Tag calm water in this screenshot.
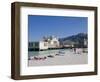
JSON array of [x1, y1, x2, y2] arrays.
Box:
[[28, 49, 72, 57]]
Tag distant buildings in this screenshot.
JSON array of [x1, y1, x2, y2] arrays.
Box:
[[60, 40, 75, 48], [84, 38, 88, 47], [28, 34, 88, 51], [28, 36, 60, 51]]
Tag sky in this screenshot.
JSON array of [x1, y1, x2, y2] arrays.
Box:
[[28, 15, 87, 42]]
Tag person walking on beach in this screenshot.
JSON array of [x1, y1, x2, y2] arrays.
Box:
[[74, 48, 76, 54]]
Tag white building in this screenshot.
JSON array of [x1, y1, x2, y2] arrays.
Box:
[[39, 41, 48, 50], [28, 41, 48, 51], [43, 36, 60, 48], [29, 36, 60, 51]]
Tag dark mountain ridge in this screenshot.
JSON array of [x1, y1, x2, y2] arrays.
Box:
[[59, 33, 87, 47]]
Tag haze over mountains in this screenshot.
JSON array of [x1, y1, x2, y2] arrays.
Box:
[[59, 33, 87, 47]]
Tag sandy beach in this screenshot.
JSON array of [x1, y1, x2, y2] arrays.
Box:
[[28, 48, 88, 66]]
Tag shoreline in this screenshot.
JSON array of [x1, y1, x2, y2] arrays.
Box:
[[28, 48, 88, 66], [28, 47, 87, 51]]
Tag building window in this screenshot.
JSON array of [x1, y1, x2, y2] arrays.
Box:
[[54, 41, 57, 44], [29, 43, 33, 47], [35, 42, 39, 47], [44, 43, 47, 46]]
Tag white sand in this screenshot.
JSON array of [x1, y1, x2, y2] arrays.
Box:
[[28, 48, 88, 66]]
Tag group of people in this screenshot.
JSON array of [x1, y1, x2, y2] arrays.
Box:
[[73, 48, 86, 54]]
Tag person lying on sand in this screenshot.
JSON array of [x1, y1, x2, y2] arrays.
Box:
[[55, 53, 64, 56], [47, 55, 54, 58], [34, 56, 46, 60]]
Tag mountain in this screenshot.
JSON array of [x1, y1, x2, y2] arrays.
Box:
[[59, 33, 87, 47]]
